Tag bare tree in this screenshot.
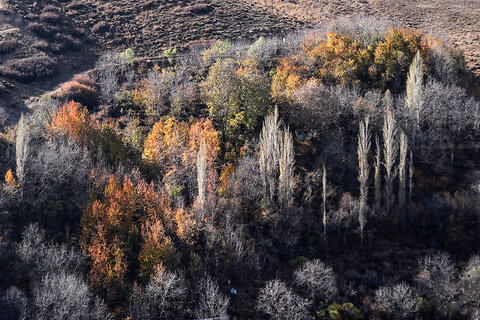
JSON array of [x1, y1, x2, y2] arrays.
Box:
[[15, 113, 29, 197], [374, 135, 382, 215], [294, 259, 338, 300], [409, 150, 414, 202], [193, 274, 230, 319], [257, 279, 312, 320], [278, 128, 295, 207], [259, 108, 281, 207], [406, 50, 424, 132], [17, 224, 86, 279], [459, 255, 480, 317], [357, 116, 371, 242], [383, 101, 398, 215], [374, 282, 419, 319], [95, 51, 122, 104], [33, 272, 111, 320], [322, 164, 327, 238], [0, 287, 27, 320], [197, 139, 206, 209], [129, 265, 186, 320], [415, 253, 458, 318], [398, 131, 408, 220]]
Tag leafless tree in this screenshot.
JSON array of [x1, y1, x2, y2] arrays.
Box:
[[415, 252, 458, 317], [95, 51, 122, 103], [17, 224, 86, 279], [383, 101, 398, 215], [406, 50, 424, 134], [374, 282, 419, 319], [197, 139, 206, 209], [129, 265, 186, 320], [459, 255, 480, 317], [322, 164, 327, 238], [15, 113, 29, 197], [0, 287, 27, 320], [278, 128, 295, 207], [398, 131, 408, 220], [33, 272, 111, 320], [259, 108, 281, 207], [193, 274, 230, 319], [409, 150, 414, 202], [257, 279, 312, 320], [145, 69, 175, 117], [228, 156, 263, 206], [294, 259, 338, 300], [357, 116, 371, 242], [374, 135, 382, 215]]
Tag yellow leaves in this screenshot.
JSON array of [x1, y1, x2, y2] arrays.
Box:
[[48, 101, 93, 144], [271, 57, 309, 100], [3, 169, 18, 193]]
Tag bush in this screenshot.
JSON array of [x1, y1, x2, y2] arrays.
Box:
[[92, 21, 108, 34], [56, 74, 98, 107], [374, 283, 419, 319], [188, 3, 213, 14], [0, 56, 56, 83], [294, 259, 338, 300], [0, 40, 18, 55], [0, 287, 27, 320]]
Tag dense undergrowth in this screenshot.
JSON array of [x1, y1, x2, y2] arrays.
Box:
[[1, 16, 480, 320]]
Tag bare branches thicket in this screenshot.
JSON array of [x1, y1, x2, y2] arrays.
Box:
[[374, 282, 419, 319], [278, 128, 295, 207], [357, 116, 371, 242], [374, 135, 381, 215], [197, 139, 206, 208], [406, 50, 424, 133], [33, 272, 111, 320], [257, 279, 312, 320], [294, 259, 338, 300], [193, 275, 230, 319], [258, 108, 295, 209], [459, 255, 480, 317], [129, 265, 186, 320], [398, 131, 408, 220], [95, 51, 122, 103], [415, 253, 458, 318], [383, 100, 398, 216], [0, 287, 27, 320]]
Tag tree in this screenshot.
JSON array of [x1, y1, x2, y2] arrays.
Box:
[[95, 51, 121, 103], [0, 287, 27, 320], [15, 113, 29, 197], [33, 272, 111, 320], [193, 275, 230, 319], [257, 279, 312, 320], [382, 95, 398, 215], [322, 164, 327, 237], [415, 253, 458, 317], [129, 264, 186, 320], [374, 282, 419, 319], [294, 259, 338, 300], [374, 135, 382, 215], [459, 255, 480, 317], [278, 128, 295, 207], [197, 139, 206, 208], [357, 116, 371, 242], [398, 131, 408, 219], [405, 50, 424, 133]]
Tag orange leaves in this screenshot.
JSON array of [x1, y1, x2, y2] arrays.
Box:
[[271, 56, 309, 100], [139, 216, 180, 279], [49, 101, 94, 144], [56, 74, 98, 107], [3, 169, 18, 193], [186, 118, 220, 166]]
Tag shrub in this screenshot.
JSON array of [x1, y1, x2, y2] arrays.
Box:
[[189, 3, 213, 14], [0, 40, 18, 55], [257, 279, 312, 320], [92, 21, 108, 34], [56, 75, 98, 107], [39, 11, 62, 24], [294, 259, 338, 300], [0, 287, 27, 320], [27, 22, 60, 40], [374, 283, 419, 319], [0, 56, 57, 83]]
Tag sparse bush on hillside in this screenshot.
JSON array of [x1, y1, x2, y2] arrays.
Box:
[[0, 40, 19, 55], [0, 56, 56, 83]]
